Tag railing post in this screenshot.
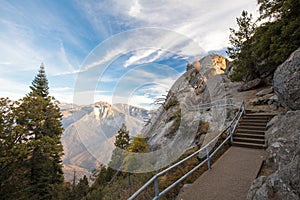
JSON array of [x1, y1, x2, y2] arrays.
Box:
[[242, 102, 246, 115], [206, 148, 211, 169], [229, 98, 233, 109], [229, 126, 234, 143], [154, 177, 159, 200]]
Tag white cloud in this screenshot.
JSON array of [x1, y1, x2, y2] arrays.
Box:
[[75, 0, 259, 74], [1, 0, 259, 109], [124, 49, 161, 68], [81, 28, 203, 72], [129, 0, 141, 17], [78, 0, 259, 53]]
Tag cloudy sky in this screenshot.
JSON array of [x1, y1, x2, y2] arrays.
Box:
[[0, 0, 258, 109]]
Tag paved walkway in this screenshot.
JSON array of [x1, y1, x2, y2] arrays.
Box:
[[177, 147, 266, 200]]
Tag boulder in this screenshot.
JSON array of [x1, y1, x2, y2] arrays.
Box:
[[247, 157, 300, 200], [247, 111, 300, 199], [238, 78, 263, 92], [267, 95, 278, 104], [256, 87, 273, 97], [265, 111, 300, 170], [273, 47, 300, 110], [250, 93, 274, 106]]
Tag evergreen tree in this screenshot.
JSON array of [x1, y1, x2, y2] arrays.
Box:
[[227, 10, 257, 81], [257, 0, 299, 20], [114, 123, 130, 149], [228, 0, 300, 81], [73, 175, 89, 200], [30, 63, 49, 98], [227, 10, 256, 60], [107, 124, 130, 181], [0, 98, 30, 199], [17, 64, 64, 199]]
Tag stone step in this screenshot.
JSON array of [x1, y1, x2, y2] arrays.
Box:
[[232, 141, 266, 149], [234, 133, 265, 139], [233, 136, 265, 144], [236, 129, 265, 135], [238, 125, 266, 131], [239, 122, 267, 127], [240, 119, 269, 124], [241, 119, 269, 124], [243, 116, 272, 120], [246, 113, 275, 116]]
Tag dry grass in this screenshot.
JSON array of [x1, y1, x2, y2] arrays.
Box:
[[131, 137, 231, 200], [164, 98, 179, 110]]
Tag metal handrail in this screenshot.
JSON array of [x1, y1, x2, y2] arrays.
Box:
[[182, 98, 237, 112], [128, 100, 246, 200]]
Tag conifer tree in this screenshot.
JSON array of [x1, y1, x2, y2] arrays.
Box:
[[0, 98, 30, 199], [30, 63, 49, 98], [17, 64, 64, 199], [227, 10, 256, 60], [73, 175, 89, 200], [107, 124, 130, 179], [228, 1, 300, 81], [114, 123, 130, 149]]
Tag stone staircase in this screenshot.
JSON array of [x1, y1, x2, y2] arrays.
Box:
[[232, 112, 275, 149]]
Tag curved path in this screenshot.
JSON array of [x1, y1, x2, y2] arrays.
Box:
[[177, 146, 266, 200]]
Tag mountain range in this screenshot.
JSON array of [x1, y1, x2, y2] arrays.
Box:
[[60, 102, 148, 182]]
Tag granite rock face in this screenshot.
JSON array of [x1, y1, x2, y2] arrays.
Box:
[[247, 158, 300, 200], [273, 47, 300, 110], [247, 111, 300, 200], [265, 111, 300, 170], [142, 54, 237, 169]]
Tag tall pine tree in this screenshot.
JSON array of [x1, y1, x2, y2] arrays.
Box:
[[226, 10, 257, 81], [17, 64, 64, 199], [227, 10, 256, 60]]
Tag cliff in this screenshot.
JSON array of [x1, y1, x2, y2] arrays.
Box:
[[141, 54, 237, 169]]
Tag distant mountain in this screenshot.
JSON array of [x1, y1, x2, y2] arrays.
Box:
[[60, 102, 148, 182]]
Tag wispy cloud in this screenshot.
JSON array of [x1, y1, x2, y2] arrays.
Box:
[[0, 0, 259, 109], [80, 28, 204, 73], [75, 0, 258, 78], [0, 1, 94, 75], [78, 0, 259, 52]]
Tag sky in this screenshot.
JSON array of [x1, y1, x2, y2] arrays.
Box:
[[0, 0, 259, 109]]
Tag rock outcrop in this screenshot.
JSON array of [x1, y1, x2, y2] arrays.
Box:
[[142, 54, 236, 169], [273, 47, 300, 110], [247, 111, 300, 200]]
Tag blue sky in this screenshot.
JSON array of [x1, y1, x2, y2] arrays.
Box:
[[0, 0, 258, 109]]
